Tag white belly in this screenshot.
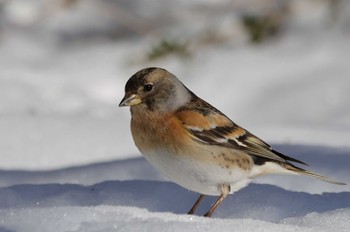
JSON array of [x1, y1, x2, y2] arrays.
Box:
[[141, 148, 252, 196]]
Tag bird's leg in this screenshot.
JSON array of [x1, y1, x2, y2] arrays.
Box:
[[204, 184, 230, 217], [187, 194, 206, 215]]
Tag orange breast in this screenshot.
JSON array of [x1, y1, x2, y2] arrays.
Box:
[[130, 111, 192, 154]]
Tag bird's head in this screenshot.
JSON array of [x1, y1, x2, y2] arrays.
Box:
[[119, 67, 193, 112]]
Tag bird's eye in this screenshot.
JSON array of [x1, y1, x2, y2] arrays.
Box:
[[143, 84, 153, 92]]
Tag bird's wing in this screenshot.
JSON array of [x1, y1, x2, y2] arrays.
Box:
[[175, 102, 306, 165]]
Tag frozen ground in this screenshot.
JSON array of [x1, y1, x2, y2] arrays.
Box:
[[0, 0, 350, 231], [0, 152, 349, 231]]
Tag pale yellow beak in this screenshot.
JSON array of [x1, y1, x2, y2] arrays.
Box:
[[119, 94, 142, 107]]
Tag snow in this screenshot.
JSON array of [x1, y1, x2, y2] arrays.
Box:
[[0, 180, 349, 231], [1, 0, 350, 231]]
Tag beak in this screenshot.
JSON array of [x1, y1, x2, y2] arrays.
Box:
[[119, 94, 142, 107]]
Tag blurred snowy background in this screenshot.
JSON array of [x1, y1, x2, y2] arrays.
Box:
[[0, 0, 350, 231]]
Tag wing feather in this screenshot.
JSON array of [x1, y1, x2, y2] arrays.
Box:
[[175, 103, 306, 165]]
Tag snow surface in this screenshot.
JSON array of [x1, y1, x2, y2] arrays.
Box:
[[1, 0, 350, 231], [0, 178, 349, 231]]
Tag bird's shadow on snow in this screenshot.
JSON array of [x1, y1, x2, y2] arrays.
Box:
[[0, 180, 349, 222]]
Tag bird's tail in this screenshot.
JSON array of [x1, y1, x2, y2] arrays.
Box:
[[285, 163, 346, 185]]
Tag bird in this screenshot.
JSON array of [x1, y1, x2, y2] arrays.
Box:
[[119, 67, 346, 217]]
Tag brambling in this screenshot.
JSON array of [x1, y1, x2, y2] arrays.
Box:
[[119, 67, 345, 217]]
